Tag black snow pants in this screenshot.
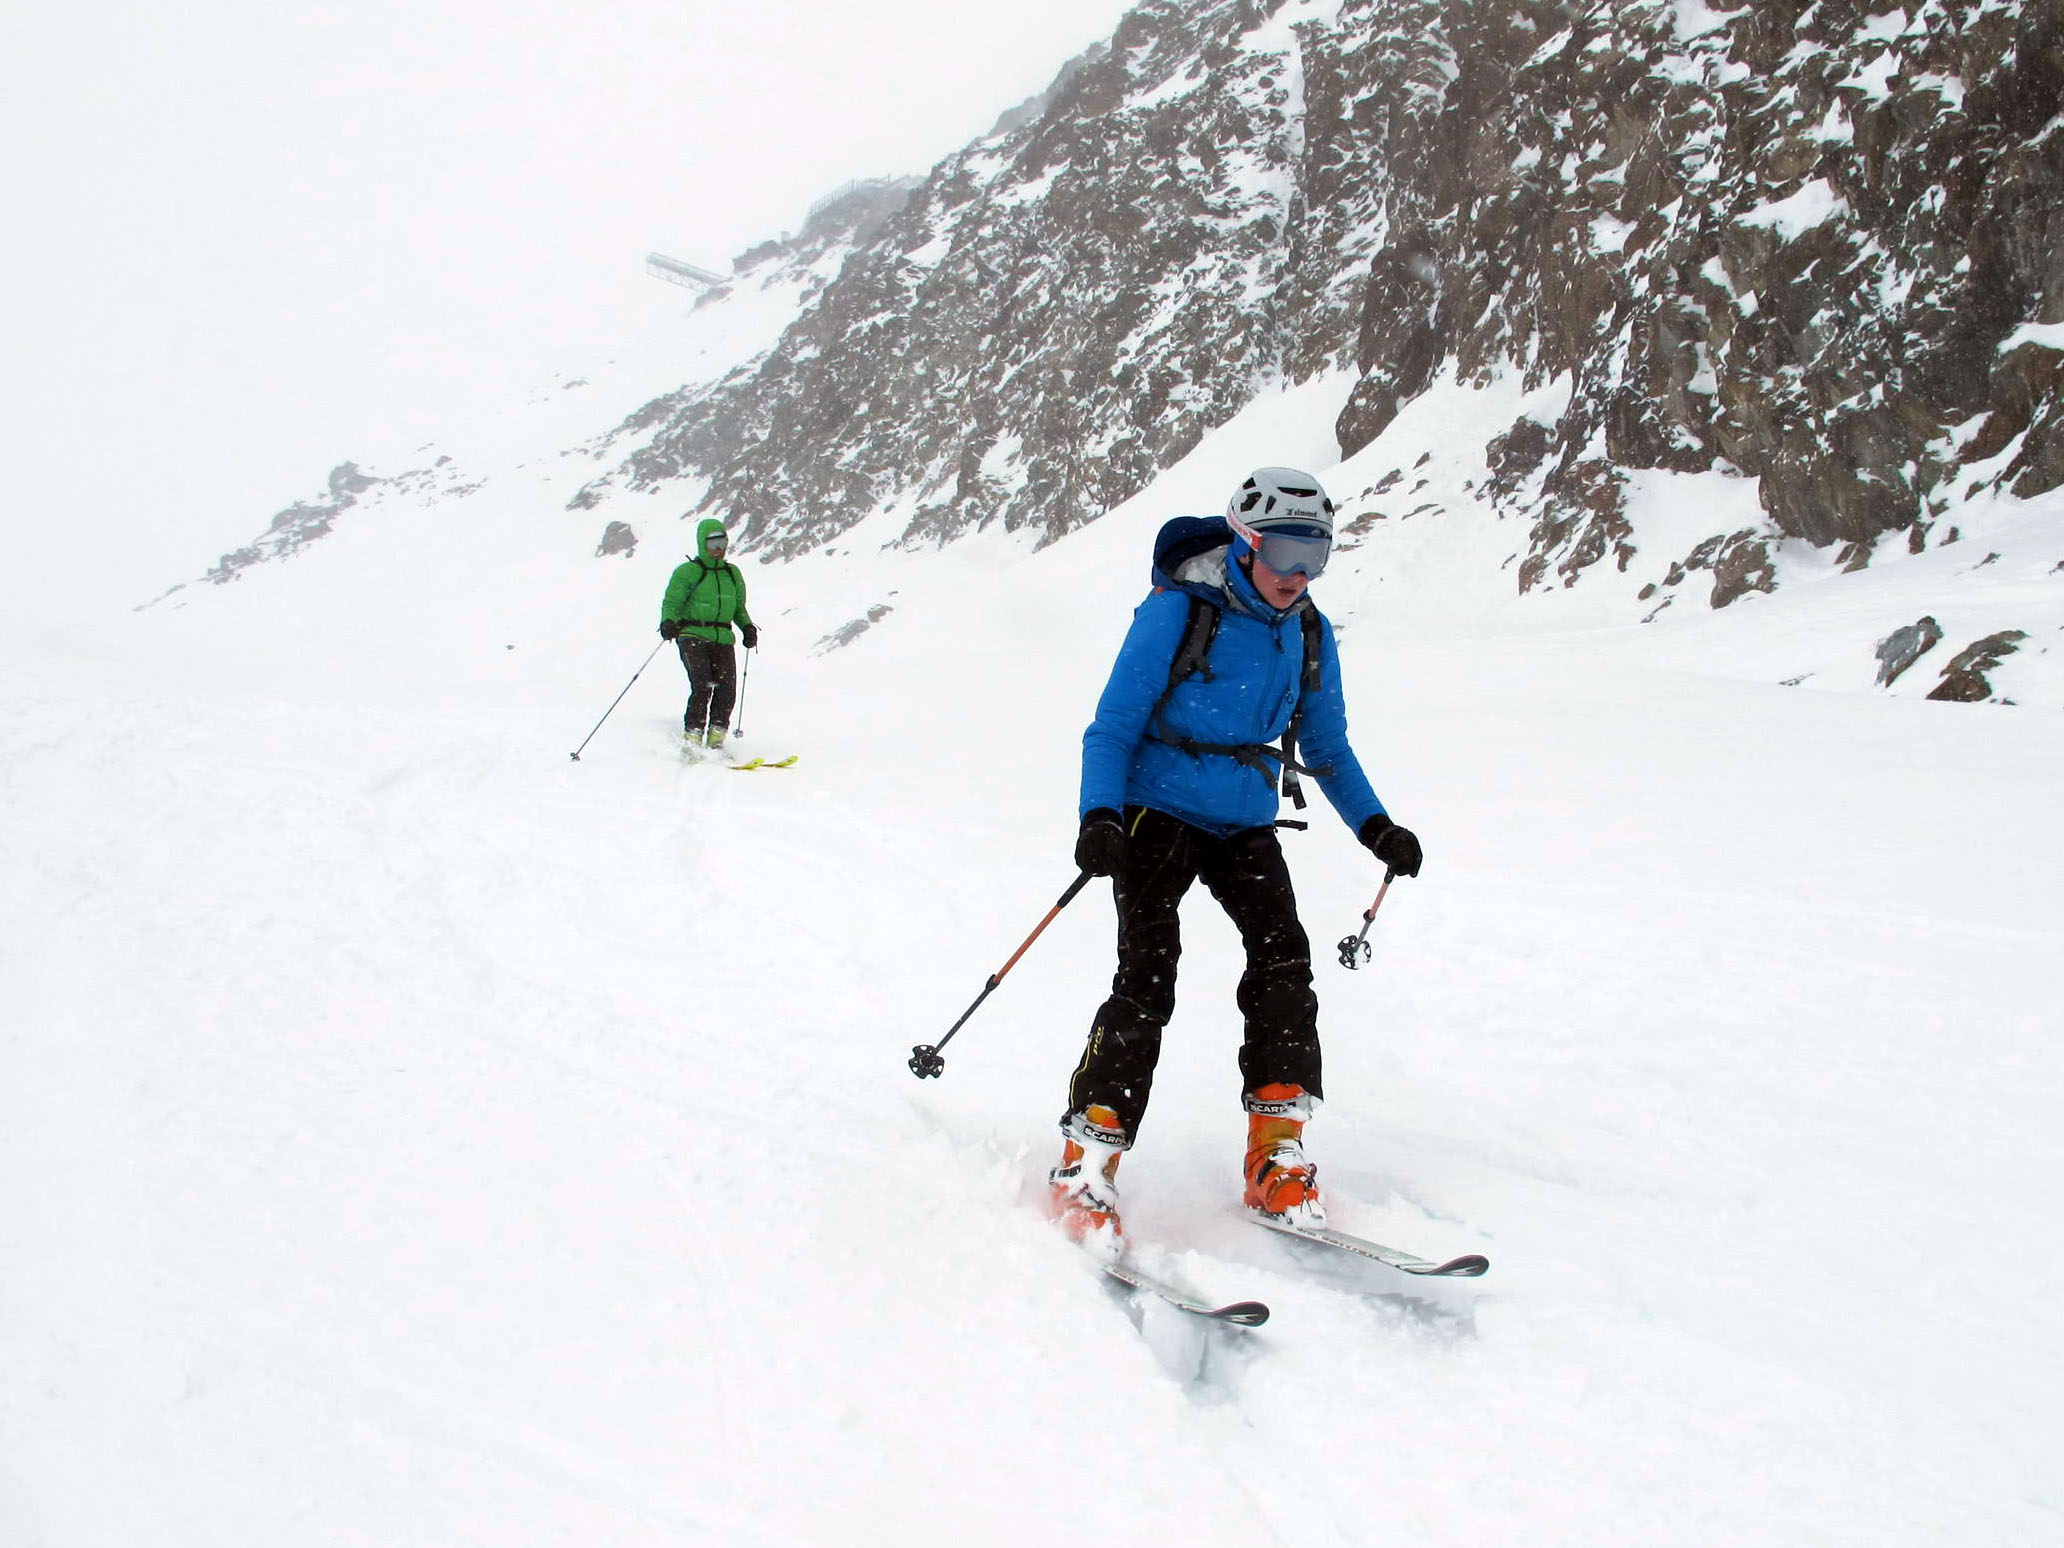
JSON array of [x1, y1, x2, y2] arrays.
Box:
[[678, 636, 738, 735], [1062, 806, 1320, 1143]]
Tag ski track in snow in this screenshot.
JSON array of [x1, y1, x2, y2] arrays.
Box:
[[7, 591, 2061, 1546], [7, 385, 2064, 1541]]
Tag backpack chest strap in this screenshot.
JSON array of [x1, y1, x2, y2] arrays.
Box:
[[1146, 595, 1330, 804]]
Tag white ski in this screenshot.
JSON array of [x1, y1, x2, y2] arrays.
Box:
[[1101, 1257, 1270, 1325], [1249, 1211, 1490, 1277]]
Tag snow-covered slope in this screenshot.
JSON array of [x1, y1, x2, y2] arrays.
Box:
[[6, 342, 2062, 1544]]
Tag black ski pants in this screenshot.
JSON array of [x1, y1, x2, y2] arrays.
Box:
[[1063, 806, 1320, 1143], [677, 636, 738, 734]]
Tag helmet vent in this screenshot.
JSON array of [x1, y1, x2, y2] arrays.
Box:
[[1227, 467, 1335, 539]]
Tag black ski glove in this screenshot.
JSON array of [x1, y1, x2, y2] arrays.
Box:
[[659, 619, 682, 641], [739, 623, 760, 649], [1075, 808, 1128, 877], [1358, 813, 1423, 878]]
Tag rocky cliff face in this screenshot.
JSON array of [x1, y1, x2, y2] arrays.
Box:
[[587, 0, 2061, 597], [1339, 0, 2064, 599]]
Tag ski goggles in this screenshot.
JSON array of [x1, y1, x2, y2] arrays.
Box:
[[1231, 518, 1333, 578]]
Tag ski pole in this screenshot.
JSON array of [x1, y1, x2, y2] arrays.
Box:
[[571, 640, 670, 761], [1336, 869, 1396, 970], [909, 871, 1094, 1079], [733, 645, 749, 738]]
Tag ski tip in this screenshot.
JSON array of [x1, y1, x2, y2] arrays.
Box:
[[1100, 1263, 1268, 1326], [1248, 1211, 1491, 1277]]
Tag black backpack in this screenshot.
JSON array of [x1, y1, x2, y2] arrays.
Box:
[[1145, 516, 1327, 812]]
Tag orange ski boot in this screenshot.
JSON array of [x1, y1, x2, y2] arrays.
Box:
[[1049, 1104, 1127, 1260], [1243, 1083, 1326, 1229]]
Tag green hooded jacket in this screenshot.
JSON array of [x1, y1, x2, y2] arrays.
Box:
[[661, 518, 755, 643]]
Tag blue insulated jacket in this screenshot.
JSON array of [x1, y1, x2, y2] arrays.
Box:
[[1080, 543, 1387, 838]]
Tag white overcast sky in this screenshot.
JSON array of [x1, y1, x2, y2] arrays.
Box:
[[1, 0, 1136, 616]]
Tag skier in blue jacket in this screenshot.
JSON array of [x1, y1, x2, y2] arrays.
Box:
[[1050, 467, 1423, 1254]]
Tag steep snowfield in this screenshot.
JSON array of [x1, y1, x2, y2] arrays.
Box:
[[6, 329, 2063, 1545]]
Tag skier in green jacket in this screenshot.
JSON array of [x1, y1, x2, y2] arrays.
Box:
[[659, 518, 759, 749]]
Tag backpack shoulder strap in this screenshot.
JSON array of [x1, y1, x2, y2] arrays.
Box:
[[1278, 601, 1327, 811], [1145, 591, 1219, 742], [1296, 601, 1322, 692], [1166, 593, 1219, 690]]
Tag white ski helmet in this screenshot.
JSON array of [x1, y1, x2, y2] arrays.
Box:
[[1226, 467, 1336, 577]]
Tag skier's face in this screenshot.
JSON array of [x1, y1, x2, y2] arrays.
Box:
[[1247, 553, 1310, 610]]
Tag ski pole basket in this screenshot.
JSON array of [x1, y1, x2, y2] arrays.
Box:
[[1336, 869, 1394, 970], [908, 872, 1093, 1078]]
